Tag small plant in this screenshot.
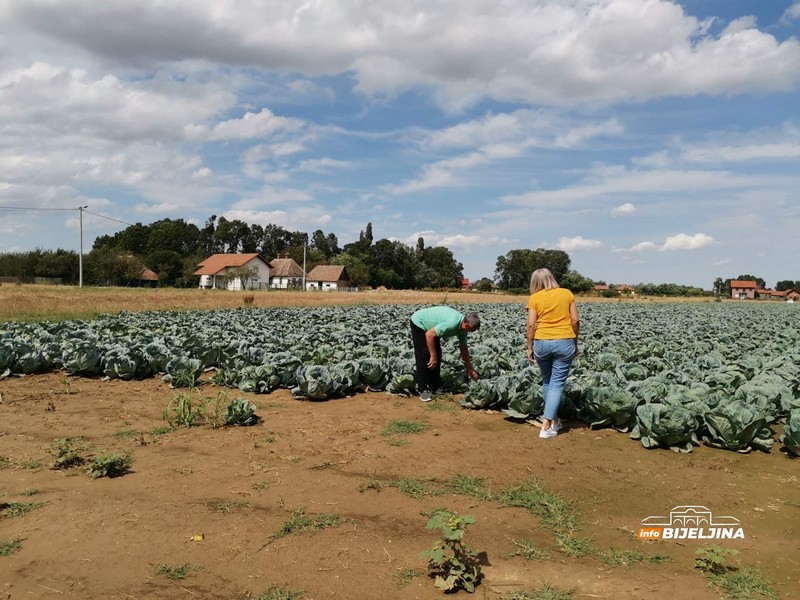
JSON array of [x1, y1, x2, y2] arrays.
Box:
[[86, 452, 133, 479], [359, 477, 383, 493], [242, 294, 255, 306], [46, 437, 87, 469], [15, 458, 44, 471], [382, 419, 427, 436], [496, 478, 577, 532], [59, 377, 72, 395], [0, 456, 8, 469], [0, 502, 44, 520], [394, 567, 424, 588], [163, 392, 199, 428], [154, 563, 190, 580], [252, 585, 305, 600], [21, 488, 43, 497], [507, 539, 551, 561], [201, 391, 227, 429], [420, 510, 483, 593], [695, 545, 738, 575], [111, 429, 142, 440], [251, 479, 270, 491], [555, 533, 594, 558], [226, 397, 257, 426], [0, 539, 22, 557], [391, 478, 430, 499], [716, 567, 778, 600], [508, 583, 575, 600], [598, 548, 671, 568], [439, 474, 491, 500], [207, 499, 250, 513]]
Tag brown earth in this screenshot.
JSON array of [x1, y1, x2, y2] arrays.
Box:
[[1, 374, 798, 600]]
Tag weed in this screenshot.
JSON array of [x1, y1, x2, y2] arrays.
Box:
[[172, 467, 193, 475], [15, 458, 44, 471], [420, 510, 483, 593], [555, 533, 594, 558], [21, 489, 43, 497], [394, 567, 424, 588], [392, 401, 404, 408], [59, 377, 72, 395], [207, 500, 250, 513], [242, 294, 255, 306], [0, 539, 22, 557], [148, 425, 174, 436], [264, 402, 287, 409], [386, 437, 408, 447], [154, 563, 190, 580], [507, 539, 551, 561], [86, 452, 133, 479], [0, 456, 8, 469], [715, 567, 778, 600], [695, 545, 738, 575], [426, 400, 459, 413], [392, 478, 430, 499], [311, 460, 342, 470], [382, 419, 427, 436], [201, 391, 226, 429], [163, 392, 199, 428], [598, 548, 671, 568], [496, 478, 577, 532], [252, 585, 305, 600], [46, 437, 87, 469], [272, 510, 342, 540], [359, 477, 384, 493], [439, 474, 491, 500], [111, 429, 142, 440], [0, 502, 44, 520], [251, 480, 270, 491], [508, 583, 575, 600]]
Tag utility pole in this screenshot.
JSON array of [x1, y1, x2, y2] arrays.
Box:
[[78, 205, 88, 287], [302, 235, 307, 291]]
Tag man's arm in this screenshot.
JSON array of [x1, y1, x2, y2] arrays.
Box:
[[425, 328, 439, 368], [526, 308, 538, 364], [459, 341, 479, 379]]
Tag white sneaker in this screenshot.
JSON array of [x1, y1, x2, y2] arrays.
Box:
[[552, 420, 563, 432], [539, 427, 558, 439], [420, 390, 432, 402]]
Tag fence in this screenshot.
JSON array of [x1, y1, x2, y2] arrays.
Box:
[[0, 276, 63, 285]]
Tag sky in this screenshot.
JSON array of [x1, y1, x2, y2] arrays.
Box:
[[0, 0, 799, 289]]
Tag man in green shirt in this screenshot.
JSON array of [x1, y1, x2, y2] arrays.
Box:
[[410, 306, 480, 401]]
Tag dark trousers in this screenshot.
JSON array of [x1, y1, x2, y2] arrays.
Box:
[[411, 320, 441, 392]]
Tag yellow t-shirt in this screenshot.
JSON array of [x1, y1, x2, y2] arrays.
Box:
[[527, 288, 576, 340]]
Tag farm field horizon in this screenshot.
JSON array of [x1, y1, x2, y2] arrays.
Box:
[[2, 294, 799, 600]]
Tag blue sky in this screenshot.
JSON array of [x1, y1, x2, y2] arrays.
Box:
[[1, 0, 799, 288]]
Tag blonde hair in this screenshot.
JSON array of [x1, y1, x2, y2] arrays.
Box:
[[530, 268, 559, 294]]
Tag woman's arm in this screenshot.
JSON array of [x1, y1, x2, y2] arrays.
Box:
[[526, 308, 538, 364], [569, 301, 580, 354]]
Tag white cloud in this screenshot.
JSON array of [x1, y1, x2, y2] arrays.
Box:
[[399, 230, 514, 249], [295, 157, 355, 173], [611, 202, 636, 216], [186, 108, 303, 141], [134, 202, 180, 214], [555, 236, 603, 252], [224, 207, 332, 230], [782, 3, 800, 23], [711, 259, 732, 267], [5, 1, 799, 110], [660, 233, 715, 251], [232, 186, 313, 209]]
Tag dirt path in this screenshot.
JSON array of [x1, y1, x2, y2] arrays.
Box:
[[1, 374, 797, 599]]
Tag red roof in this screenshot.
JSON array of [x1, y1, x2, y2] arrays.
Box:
[[194, 253, 267, 275], [731, 280, 757, 289], [140, 268, 159, 281], [593, 284, 610, 291]]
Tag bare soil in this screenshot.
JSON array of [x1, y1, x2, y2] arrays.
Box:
[[1, 374, 798, 600]]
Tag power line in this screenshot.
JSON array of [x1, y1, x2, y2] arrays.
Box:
[[0, 205, 76, 211], [84, 209, 134, 227]]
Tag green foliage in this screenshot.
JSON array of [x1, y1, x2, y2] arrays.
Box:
[[391, 478, 431, 499], [0, 539, 22, 557], [154, 563, 190, 580], [494, 248, 571, 290], [507, 539, 551, 561], [394, 568, 424, 588], [86, 452, 133, 479], [780, 409, 800, 456], [46, 437, 87, 469], [420, 510, 483, 593], [496, 478, 577, 532], [382, 419, 427, 436], [695, 545, 738, 575], [508, 584, 575, 600], [163, 392, 199, 428], [225, 397, 257, 426], [715, 567, 778, 600], [555, 533, 594, 558], [0, 502, 44, 520]]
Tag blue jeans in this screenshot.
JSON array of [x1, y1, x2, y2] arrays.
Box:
[[534, 339, 576, 421]]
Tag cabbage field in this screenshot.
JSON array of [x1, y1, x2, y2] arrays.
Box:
[[2, 302, 799, 457]]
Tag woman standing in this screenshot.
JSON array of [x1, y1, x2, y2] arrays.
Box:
[[526, 268, 580, 439]]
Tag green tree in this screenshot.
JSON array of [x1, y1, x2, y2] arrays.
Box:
[[494, 248, 571, 290], [560, 270, 594, 293], [420, 245, 463, 288], [474, 277, 493, 292], [775, 280, 799, 291], [331, 252, 370, 288]]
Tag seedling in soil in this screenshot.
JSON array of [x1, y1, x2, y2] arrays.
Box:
[[0, 539, 22, 557], [163, 392, 199, 428], [382, 419, 427, 436], [420, 509, 483, 593], [695, 545, 738, 575], [0, 456, 8, 469], [154, 563, 190, 580], [251, 480, 270, 491], [359, 477, 383, 493], [207, 500, 250, 513], [21, 489, 43, 497], [715, 567, 778, 600], [86, 452, 133, 479], [439, 474, 491, 500], [46, 437, 88, 469], [226, 397, 258, 426], [111, 429, 142, 440], [555, 533, 594, 558], [390, 478, 431, 499], [508, 583, 575, 600], [496, 477, 578, 532], [14, 458, 44, 471], [0, 502, 44, 520], [201, 391, 226, 429]]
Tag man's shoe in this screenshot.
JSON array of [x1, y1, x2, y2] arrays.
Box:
[[552, 420, 563, 432], [539, 427, 558, 439], [420, 390, 432, 402]]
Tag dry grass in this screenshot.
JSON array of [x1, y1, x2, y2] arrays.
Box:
[[0, 285, 524, 323]]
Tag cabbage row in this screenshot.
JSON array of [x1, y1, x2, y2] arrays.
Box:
[[1, 302, 799, 456]]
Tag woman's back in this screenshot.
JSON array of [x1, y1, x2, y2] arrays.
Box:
[[527, 288, 575, 339]]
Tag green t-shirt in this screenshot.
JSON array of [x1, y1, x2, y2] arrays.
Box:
[[411, 306, 467, 343]]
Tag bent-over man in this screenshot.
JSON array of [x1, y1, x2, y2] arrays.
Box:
[[409, 306, 480, 402]]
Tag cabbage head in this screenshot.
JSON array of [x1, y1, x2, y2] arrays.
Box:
[[631, 403, 699, 453], [703, 400, 774, 453]]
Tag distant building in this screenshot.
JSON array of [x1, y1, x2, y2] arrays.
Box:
[[194, 253, 272, 290], [305, 265, 351, 291], [593, 284, 610, 292], [269, 258, 305, 289], [615, 284, 636, 295], [730, 280, 757, 300], [461, 278, 470, 289]]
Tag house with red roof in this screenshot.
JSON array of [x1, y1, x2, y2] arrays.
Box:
[[194, 253, 273, 290], [730, 280, 757, 300]]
